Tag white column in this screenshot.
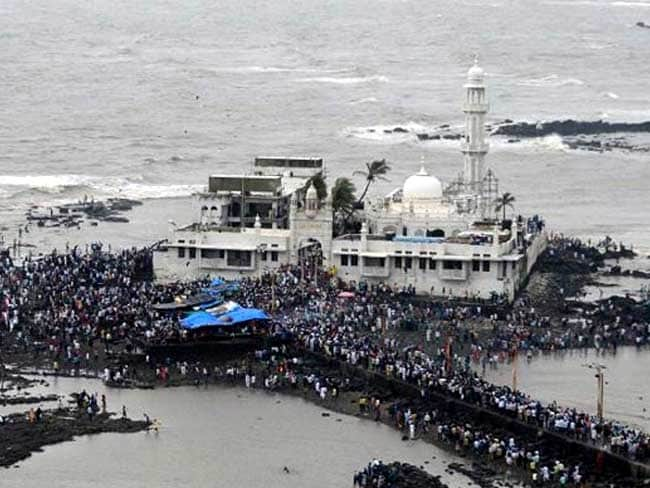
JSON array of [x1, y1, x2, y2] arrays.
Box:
[[461, 60, 490, 205]]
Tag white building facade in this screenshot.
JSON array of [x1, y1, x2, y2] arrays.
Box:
[[154, 62, 547, 301]]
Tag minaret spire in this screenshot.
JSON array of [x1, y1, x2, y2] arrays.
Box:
[[461, 58, 489, 210]]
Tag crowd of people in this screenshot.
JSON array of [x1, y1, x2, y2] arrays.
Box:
[[1, 239, 649, 477], [0, 244, 209, 368], [353, 459, 401, 487]]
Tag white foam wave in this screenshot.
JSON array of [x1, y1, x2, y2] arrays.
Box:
[[349, 97, 379, 105], [0, 174, 202, 201], [518, 74, 585, 87], [100, 182, 204, 200], [0, 174, 96, 189], [491, 134, 569, 152], [295, 75, 389, 85], [341, 122, 436, 143], [210, 66, 346, 74]]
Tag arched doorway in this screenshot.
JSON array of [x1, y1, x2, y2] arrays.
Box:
[[426, 228, 445, 238], [298, 238, 323, 284]]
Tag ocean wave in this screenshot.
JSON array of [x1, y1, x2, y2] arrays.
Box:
[[0, 174, 203, 202], [349, 97, 379, 105], [295, 75, 389, 85], [491, 135, 569, 152], [517, 74, 585, 87], [341, 122, 437, 143], [0, 174, 97, 189], [102, 182, 204, 200], [209, 66, 347, 74]]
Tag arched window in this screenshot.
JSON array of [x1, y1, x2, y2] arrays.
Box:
[[427, 229, 445, 238]]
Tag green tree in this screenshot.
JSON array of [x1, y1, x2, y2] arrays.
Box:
[[331, 177, 357, 235], [494, 192, 516, 221], [331, 177, 356, 216], [353, 159, 391, 206]]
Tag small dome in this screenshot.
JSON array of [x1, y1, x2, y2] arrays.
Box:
[[306, 183, 317, 199], [467, 59, 484, 83], [403, 167, 443, 200]]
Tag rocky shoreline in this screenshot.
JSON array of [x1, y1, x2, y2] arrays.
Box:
[[0, 404, 149, 468], [375, 119, 650, 154], [354, 460, 451, 488]]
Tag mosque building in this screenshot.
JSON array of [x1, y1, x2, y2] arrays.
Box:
[[153, 61, 547, 301]]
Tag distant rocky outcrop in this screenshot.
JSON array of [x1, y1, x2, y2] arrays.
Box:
[[492, 119, 650, 137], [372, 119, 650, 154]]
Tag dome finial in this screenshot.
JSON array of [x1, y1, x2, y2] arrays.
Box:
[[418, 155, 427, 175], [467, 56, 484, 82]]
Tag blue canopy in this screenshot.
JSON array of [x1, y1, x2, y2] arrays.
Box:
[[180, 306, 270, 330], [215, 308, 270, 325], [180, 311, 221, 329], [210, 277, 225, 287]]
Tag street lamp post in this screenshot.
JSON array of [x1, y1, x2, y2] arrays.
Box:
[[583, 362, 606, 422]]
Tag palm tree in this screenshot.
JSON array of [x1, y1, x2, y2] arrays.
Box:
[[304, 172, 327, 201], [331, 177, 356, 216], [494, 192, 516, 221], [331, 177, 357, 235], [353, 159, 391, 206]]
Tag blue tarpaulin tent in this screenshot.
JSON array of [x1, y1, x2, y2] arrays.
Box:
[[210, 278, 225, 287], [215, 308, 269, 325], [180, 311, 221, 329], [180, 306, 269, 330]]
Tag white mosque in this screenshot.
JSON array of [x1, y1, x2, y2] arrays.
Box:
[[153, 61, 548, 301]]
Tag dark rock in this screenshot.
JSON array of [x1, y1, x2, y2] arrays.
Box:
[[493, 119, 650, 138], [0, 408, 149, 468]]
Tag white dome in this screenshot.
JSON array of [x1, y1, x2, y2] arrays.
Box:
[[306, 183, 317, 199], [403, 167, 443, 200], [467, 60, 484, 83]]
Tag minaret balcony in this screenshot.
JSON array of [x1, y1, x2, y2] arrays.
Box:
[[462, 102, 489, 112], [461, 142, 490, 153]]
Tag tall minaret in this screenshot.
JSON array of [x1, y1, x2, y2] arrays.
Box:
[[461, 58, 489, 200]]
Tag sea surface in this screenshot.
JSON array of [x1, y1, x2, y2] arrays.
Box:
[[1, 0, 650, 483], [2, 0, 650, 250], [1, 377, 480, 488], [482, 346, 650, 431]]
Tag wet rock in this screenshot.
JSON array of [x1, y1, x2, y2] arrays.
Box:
[[0, 394, 59, 406], [355, 461, 450, 488], [0, 407, 149, 468], [492, 119, 650, 138]]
